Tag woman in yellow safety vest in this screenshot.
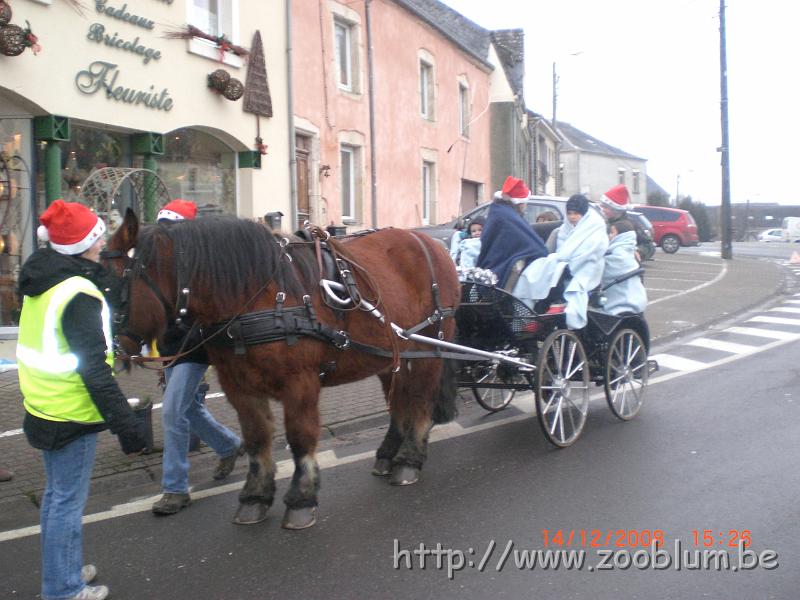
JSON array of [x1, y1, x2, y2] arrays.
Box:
[[17, 199, 147, 600]]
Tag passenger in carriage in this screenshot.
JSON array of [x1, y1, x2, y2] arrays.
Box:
[[449, 215, 484, 269], [511, 194, 609, 329], [474, 176, 548, 287], [598, 219, 648, 315]]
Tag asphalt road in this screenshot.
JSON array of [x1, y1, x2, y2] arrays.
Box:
[[3, 323, 798, 599]]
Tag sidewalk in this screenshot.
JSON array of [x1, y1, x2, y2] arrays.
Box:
[[0, 254, 787, 509]]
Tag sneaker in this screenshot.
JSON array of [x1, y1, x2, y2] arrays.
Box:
[[152, 493, 191, 515], [212, 445, 245, 481], [81, 564, 97, 583], [68, 585, 109, 600]]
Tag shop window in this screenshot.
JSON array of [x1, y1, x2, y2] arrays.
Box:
[[44, 125, 130, 206], [188, 0, 241, 67], [0, 118, 34, 326], [161, 128, 237, 216]]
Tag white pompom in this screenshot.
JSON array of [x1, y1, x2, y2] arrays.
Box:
[[37, 225, 49, 243]]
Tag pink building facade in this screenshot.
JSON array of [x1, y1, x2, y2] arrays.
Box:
[[292, 0, 493, 231]]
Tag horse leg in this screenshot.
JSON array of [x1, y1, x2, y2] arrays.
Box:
[[227, 393, 276, 525], [372, 415, 403, 477], [380, 359, 456, 486], [280, 380, 322, 530]]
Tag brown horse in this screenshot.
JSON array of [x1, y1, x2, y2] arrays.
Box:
[[104, 210, 460, 529]]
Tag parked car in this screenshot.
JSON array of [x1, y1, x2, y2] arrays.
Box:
[[631, 205, 700, 254], [758, 228, 784, 242], [415, 196, 657, 260]]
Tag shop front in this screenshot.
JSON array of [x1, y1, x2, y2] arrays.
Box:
[[0, 0, 291, 329]]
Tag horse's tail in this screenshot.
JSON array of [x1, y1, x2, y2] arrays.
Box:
[[431, 358, 459, 425]]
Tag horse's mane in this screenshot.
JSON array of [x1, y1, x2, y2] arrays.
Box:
[[137, 216, 317, 314]]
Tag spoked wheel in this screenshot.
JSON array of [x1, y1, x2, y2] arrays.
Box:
[[535, 330, 590, 447], [471, 363, 521, 412], [604, 328, 648, 420]]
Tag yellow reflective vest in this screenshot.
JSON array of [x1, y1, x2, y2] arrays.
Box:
[[17, 276, 114, 423]]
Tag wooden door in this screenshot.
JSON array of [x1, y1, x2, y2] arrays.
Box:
[[295, 135, 311, 230]]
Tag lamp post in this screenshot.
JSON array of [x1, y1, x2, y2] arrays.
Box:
[[675, 174, 680, 207]]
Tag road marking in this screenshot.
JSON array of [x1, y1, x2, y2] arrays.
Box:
[[646, 276, 714, 283], [769, 307, 800, 314], [748, 315, 800, 326], [659, 258, 721, 266], [785, 300, 800, 305], [687, 337, 759, 354], [726, 326, 800, 341], [648, 262, 727, 306], [647, 354, 707, 372]]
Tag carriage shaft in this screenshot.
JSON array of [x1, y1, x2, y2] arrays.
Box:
[[393, 326, 536, 369]]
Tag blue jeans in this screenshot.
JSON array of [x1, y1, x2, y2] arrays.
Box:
[[40, 433, 97, 600], [161, 362, 240, 494]]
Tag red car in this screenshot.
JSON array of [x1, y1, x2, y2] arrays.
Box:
[[632, 205, 700, 254]]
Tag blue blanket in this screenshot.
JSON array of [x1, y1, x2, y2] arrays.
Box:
[[476, 202, 547, 286], [600, 231, 647, 315]]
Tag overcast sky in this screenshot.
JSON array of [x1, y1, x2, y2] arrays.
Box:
[[443, 0, 799, 206]]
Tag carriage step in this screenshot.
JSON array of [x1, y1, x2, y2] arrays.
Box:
[[647, 359, 659, 375]]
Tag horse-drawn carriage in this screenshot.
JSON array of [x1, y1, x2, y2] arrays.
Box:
[[103, 212, 657, 529], [450, 277, 657, 447]]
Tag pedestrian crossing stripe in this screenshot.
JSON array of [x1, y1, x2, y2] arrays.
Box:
[[648, 354, 706, 372], [769, 306, 800, 314], [785, 299, 800, 304], [687, 337, 759, 354], [725, 326, 800, 340], [748, 315, 800, 326]]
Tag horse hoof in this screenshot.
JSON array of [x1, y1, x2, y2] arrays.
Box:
[[371, 458, 392, 477], [389, 465, 419, 486], [281, 507, 316, 530], [232, 503, 269, 525]]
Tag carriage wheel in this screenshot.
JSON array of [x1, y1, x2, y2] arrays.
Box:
[[471, 363, 519, 412], [604, 328, 648, 421], [535, 330, 590, 447]]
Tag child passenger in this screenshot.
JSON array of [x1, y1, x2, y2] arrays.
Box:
[[450, 215, 485, 269], [600, 219, 648, 315]]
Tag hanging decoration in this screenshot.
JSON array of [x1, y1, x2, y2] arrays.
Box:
[[222, 78, 244, 101], [243, 30, 272, 118], [164, 25, 248, 62], [0, 20, 40, 57], [0, 2, 12, 28], [207, 69, 230, 93], [206, 69, 243, 102], [254, 136, 268, 156]]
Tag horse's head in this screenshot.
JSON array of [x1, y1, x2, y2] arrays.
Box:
[[103, 208, 175, 364]]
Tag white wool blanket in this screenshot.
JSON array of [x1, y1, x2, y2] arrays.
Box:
[[512, 208, 609, 329]]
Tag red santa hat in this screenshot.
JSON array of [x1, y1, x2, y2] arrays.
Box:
[[37, 199, 106, 256], [599, 184, 632, 212], [498, 176, 530, 204], [157, 199, 198, 222]]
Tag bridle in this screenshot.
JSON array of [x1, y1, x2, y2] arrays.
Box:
[[100, 247, 175, 360]]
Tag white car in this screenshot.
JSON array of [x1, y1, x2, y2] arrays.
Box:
[[758, 228, 784, 242]]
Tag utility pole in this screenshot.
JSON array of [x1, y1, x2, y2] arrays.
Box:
[[551, 62, 558, 130], [719, 0, 733, 259], [675, 174, 680, 208]]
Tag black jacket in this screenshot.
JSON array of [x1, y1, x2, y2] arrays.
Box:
[[18, 248, 146, 453]]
